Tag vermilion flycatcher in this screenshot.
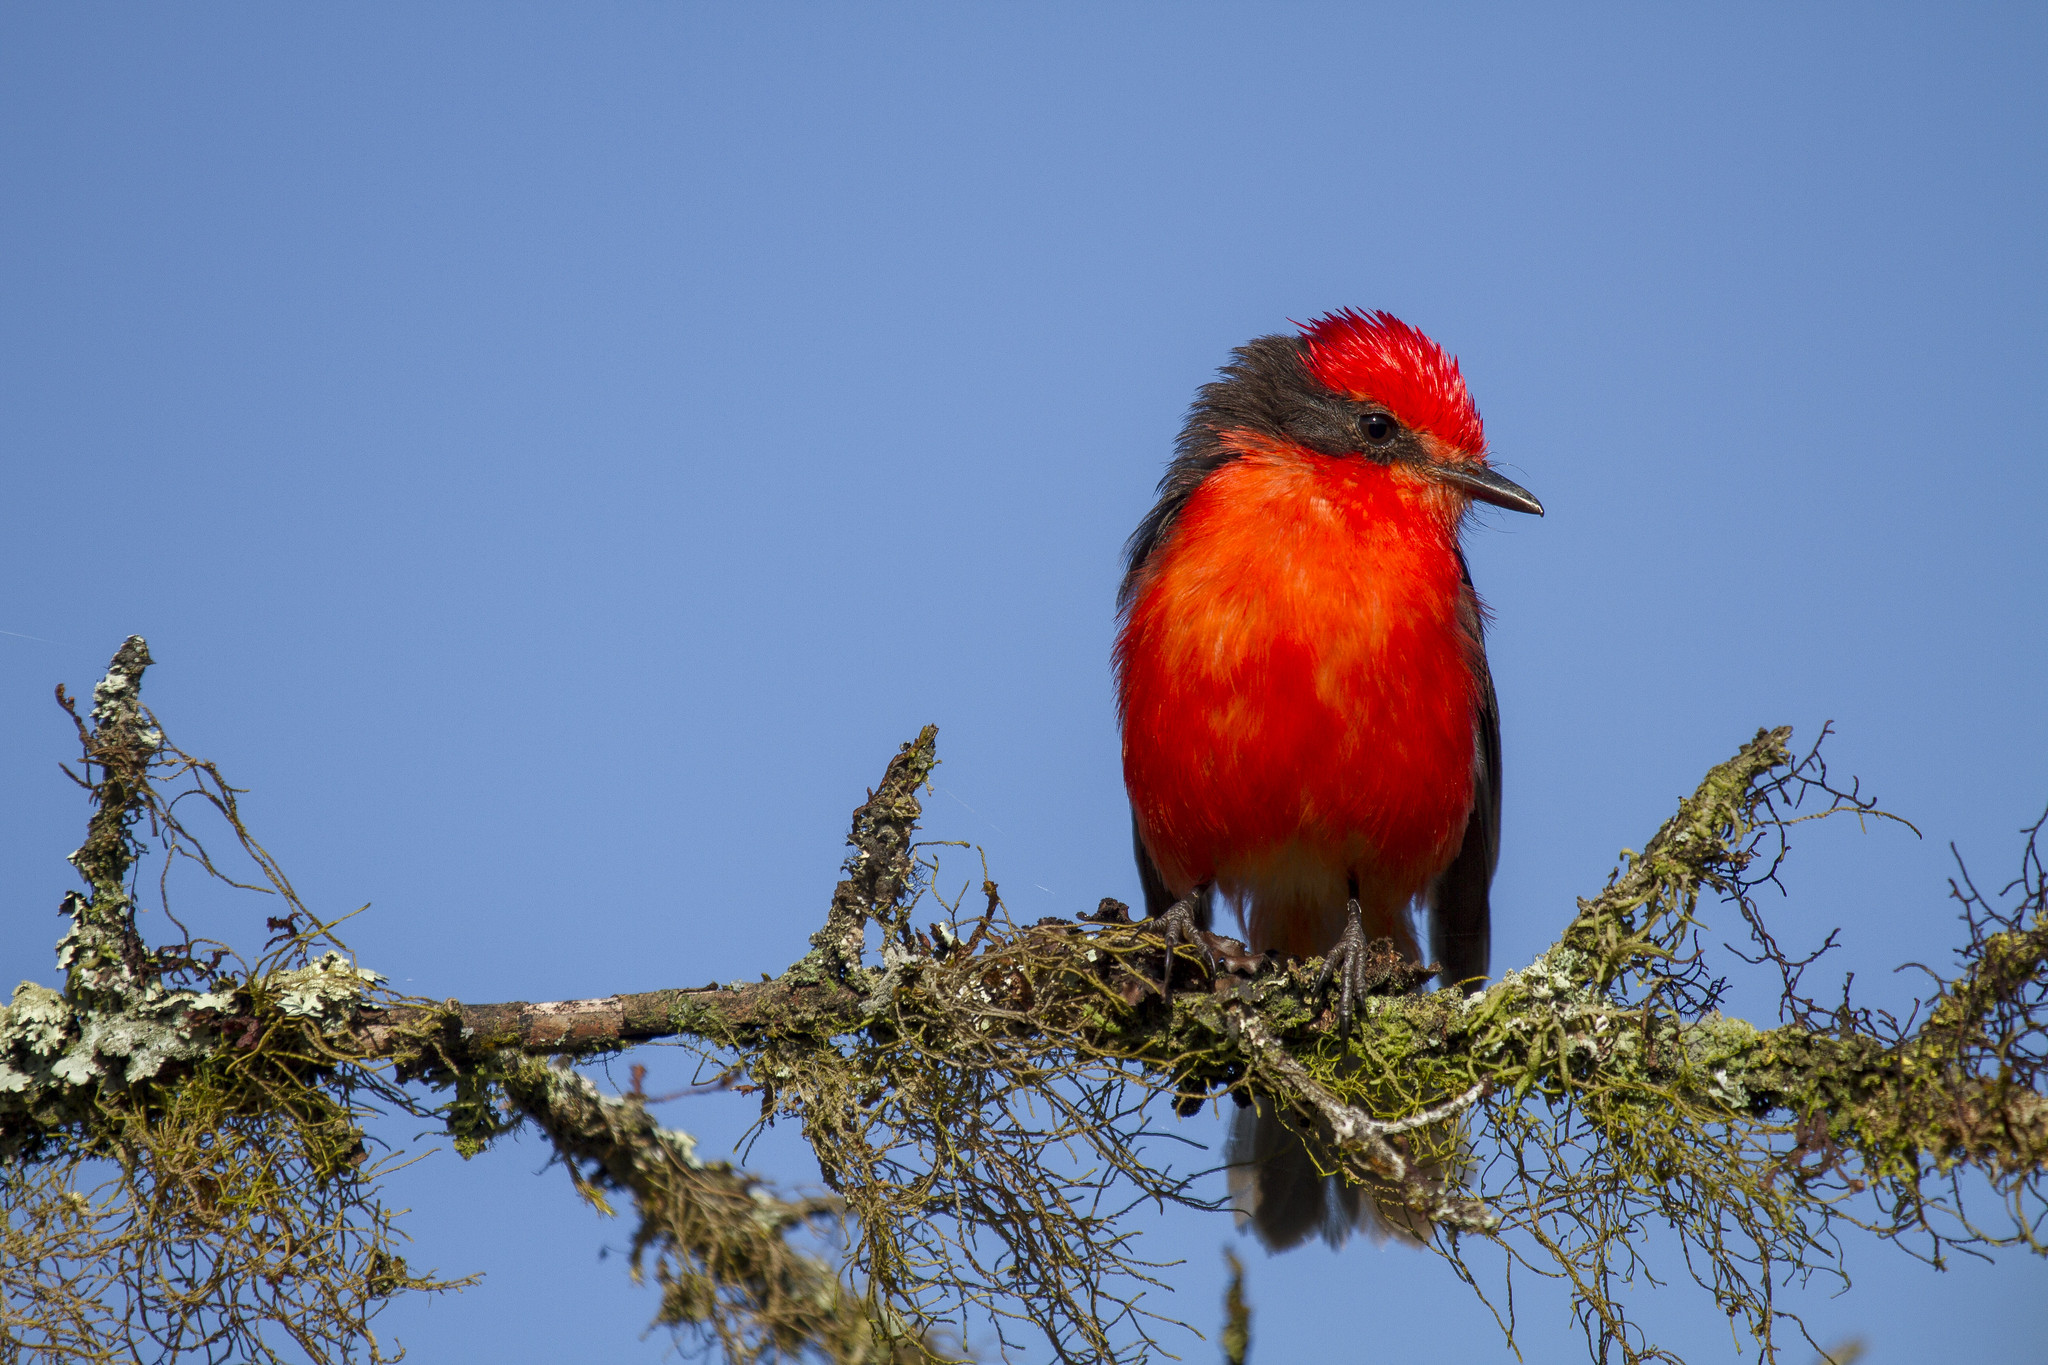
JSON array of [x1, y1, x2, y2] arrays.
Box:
[[1114, 309, 1541, 1248]]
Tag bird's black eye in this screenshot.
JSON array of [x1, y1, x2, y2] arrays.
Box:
[[1361, 412, 1397, 445]]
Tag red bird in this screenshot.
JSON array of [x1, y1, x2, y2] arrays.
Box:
[[1114, 309, 1541, 1249]]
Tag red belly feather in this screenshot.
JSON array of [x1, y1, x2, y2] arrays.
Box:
[[1117, 438, 1478, 940]]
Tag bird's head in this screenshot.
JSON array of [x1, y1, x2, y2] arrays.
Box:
[[1179, 308, 1543, 517], [1121, 309, 1543, 597]]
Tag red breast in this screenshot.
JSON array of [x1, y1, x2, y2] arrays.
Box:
[[1116, 430, 1481, 947]]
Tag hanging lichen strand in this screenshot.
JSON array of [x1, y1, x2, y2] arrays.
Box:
[[3, 640, 2044, 1365]]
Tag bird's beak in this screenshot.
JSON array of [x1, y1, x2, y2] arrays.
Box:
[[1428, 459, 1544, 516]]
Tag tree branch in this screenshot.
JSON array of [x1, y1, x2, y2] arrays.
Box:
[[6, 640, 2046, 1365]]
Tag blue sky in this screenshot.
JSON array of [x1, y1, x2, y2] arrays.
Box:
[[3, 5, 2044, 1361]]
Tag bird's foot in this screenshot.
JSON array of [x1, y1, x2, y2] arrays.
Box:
[[1314, 900, 1430, 1031], [1150, 889, 1214, 997]]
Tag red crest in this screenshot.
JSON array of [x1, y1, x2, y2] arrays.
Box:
[[1299, 309, 1486, 456]]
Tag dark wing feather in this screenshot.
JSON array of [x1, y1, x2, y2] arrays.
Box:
[[1131, 810, 1176, 919], [1428, 558, 1501, 992], [1131, 808, 1208, 927]]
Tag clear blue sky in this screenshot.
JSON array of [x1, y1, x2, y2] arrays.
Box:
[[3, 5, 2043, 1362]]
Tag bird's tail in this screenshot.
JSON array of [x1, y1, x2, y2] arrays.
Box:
[[1225, 1104, 1448, 1250]]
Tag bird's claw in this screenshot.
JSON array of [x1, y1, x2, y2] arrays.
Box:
[[1315, 898, 1376, 1032], [1153, 892, 1214, 997]]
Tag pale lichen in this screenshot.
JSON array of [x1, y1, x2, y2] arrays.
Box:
[[270, 953, 388, 1020]]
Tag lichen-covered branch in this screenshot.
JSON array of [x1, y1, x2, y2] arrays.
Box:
[[5, 641, 2046, 1365], [56, 634, 158, 1001], [366, 725, 2045, 1362], [3, 641, 468, 1365], [796, 725, 941, 988], [493, 1052, 922, 1364], [1231, 1010, 1494, 1230]]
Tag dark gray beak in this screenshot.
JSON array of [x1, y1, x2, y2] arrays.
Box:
[[1429, 460, 1544, 515]]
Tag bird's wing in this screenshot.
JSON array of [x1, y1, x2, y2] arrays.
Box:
[[1428, 559, 1501, 991]]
